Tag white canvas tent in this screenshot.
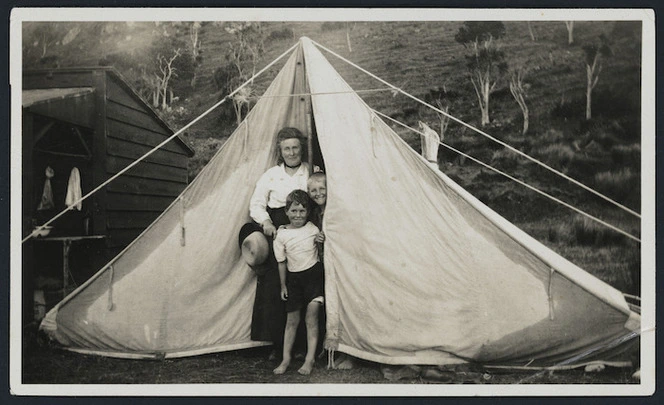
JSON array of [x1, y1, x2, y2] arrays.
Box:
[[41, 37, 639, 367]]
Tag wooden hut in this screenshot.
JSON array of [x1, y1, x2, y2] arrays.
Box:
[[22, 67, 194, 320]]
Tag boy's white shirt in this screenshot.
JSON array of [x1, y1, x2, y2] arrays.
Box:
[[273, 221, 320, 272]]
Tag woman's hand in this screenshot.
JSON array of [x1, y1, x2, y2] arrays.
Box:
[[280, 285, 288, 301], [314, 231, 326, 244], [262, 220, 277, 237]]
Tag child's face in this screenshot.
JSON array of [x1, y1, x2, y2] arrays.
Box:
[[308, 180, 327, 207], [286, 202, 308, 228]]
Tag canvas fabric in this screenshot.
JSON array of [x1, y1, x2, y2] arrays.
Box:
[[41, 38, 639, 366]]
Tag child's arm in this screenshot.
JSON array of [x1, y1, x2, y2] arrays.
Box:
[[278, 261, 288, 301], [314, 231, 325, 244]]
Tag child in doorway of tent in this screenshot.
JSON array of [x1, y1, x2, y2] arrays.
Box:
[[273, 190, 324, 375], [307, 172, 327, 256], [306, 172, 355, 370]]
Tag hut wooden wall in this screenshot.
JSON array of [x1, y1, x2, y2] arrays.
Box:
[[103, 74, 190, 255]]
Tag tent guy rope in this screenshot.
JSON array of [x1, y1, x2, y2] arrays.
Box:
[[374, 109, 641, 243], [311, 39, 641, 220]]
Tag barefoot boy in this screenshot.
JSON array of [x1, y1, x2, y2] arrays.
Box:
[[273, 190, 324, 375]]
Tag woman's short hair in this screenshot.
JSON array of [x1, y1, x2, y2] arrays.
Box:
[[276, 127, 307, 163], [285, 189, 311, 211]]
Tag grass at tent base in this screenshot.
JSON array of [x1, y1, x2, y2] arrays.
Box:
[[22, 331, 636, 385]]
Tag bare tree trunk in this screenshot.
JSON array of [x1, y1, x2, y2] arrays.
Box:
[[527, 22, 537, 41], [434, 100, 450, 141], [481, 80, 490, 126], [234, 100, 242, 126], [586, 85, 592, 120], [509, 69, 529, 135], [585, 55, 600, 120], [565, 21, 574, 45]]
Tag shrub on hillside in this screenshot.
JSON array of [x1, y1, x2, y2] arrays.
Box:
[[590, 88, 640, 119], [551, 96, 584, 120], [188, 137, 226, 180], [320, 22, 345, 31], [610, 144, 641, 167], [539, 128, 566, 144], [593, 168, 638, 203], [547, 222, 574, 244], [572, 215, 627, 246], [490, 147, 520, 171], [267, 27, 294, 41], [532, 143, 576, 169]]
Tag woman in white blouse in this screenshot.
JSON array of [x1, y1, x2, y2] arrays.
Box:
[[245, 127, 311, 358]]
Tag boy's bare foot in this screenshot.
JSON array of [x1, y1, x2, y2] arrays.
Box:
[[298, 358, 315, 375], [273, 359, 290, 375]]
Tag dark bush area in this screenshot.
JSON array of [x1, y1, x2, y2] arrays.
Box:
[[320, 22, 345, 31], [593, 168, 639, 204], [572, 215, 629, 246], [268, 27, 294, 41], [551, 96, 585, 120], [611, 144, 641, 167], [423, 87, 462, 104]]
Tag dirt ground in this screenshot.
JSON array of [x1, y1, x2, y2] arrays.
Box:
[[21, 327, 637, 386]]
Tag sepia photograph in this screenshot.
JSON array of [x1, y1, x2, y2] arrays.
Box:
[[9, 7, 655, 396]]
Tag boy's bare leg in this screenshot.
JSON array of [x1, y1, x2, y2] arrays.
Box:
[[298, 301, 321, 375], [274, 311, 300, 374]]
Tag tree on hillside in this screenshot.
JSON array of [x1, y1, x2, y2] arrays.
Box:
[[565, 21, 575, 45], [188, 22, 203, 88], [224, 22, 266, 125], [22, 23, 67, 66], [509, 67, 530, 135], [454, 21, 508, 127], [583, 34, 613, 120], [129, 30, 195, 111]]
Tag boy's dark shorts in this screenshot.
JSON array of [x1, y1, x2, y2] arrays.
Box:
[[286, 261, 324, 313]]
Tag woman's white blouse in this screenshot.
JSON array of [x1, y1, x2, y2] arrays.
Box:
[[249, 163, 310, 225]]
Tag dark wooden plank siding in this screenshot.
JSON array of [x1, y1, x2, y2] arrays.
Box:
[[106, 76, 149, 113], [106, 119, 185, 155], [106, 176, 185, 198], [107, 228, 146, 249], [107, 100, 170, 135], [23, 71, 97, 90], [106, 136, 188, 169], [106, 192, 177, 212], [106, 211, 163, 230], [106, 155, 188, 183], [91, 70, 108, 236]]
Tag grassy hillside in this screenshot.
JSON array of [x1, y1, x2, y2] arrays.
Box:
[[23, 21, 642, 294]]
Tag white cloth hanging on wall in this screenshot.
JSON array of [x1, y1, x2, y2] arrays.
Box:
[[65, 167, 82, 211], [37, 166, 55, 211]]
